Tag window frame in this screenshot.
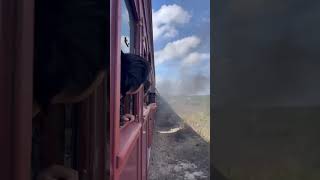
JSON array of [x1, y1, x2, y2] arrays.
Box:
[[120, 0, 140, 125]]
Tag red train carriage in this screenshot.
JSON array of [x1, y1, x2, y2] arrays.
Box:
[[0, 0, 156, 179], [110, 0, 156, 180]]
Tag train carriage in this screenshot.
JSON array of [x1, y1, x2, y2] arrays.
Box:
[[110, 0, 156, 180], [0, 0, 156, 179]]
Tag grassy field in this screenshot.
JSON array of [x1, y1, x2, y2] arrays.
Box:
[[163, 95, 210, 141]]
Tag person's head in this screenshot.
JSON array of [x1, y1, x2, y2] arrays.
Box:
[[121, 51, 151, 97]]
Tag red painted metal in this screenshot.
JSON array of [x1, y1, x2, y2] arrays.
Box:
[[0, 0, 34, 179], [117, 122, 142, 170], [110, 0, 156, 180], [110, 0, 122, 179], [1, 0, 155, 179], [119, 139, 140, 180], [141, 116, 148, 180]]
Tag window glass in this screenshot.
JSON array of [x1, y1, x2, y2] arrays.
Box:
[[121, 0, 133, 53]]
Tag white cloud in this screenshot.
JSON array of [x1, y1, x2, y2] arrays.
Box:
[[182, 52, 210, 66], [152, 4, 191, 41], [155, 36, 201, 65]]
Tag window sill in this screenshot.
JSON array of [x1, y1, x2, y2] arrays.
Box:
[[116, 121, 142, 170]]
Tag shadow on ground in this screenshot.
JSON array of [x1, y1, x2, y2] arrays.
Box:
[[148, 96, 211, 180]]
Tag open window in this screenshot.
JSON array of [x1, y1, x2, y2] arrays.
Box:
[[111, 0, 145, 179], [120, 0, 139, 128], [121, 0, 135, 54]]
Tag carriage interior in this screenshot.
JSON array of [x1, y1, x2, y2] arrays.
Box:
[[31, 0, 155, 179]]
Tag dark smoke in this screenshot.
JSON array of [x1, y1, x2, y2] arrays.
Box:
[[213, 0, 320, 107]]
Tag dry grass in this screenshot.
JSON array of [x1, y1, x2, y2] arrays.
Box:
[[181, 111, 210, 141], [163, 95, 210, 141]]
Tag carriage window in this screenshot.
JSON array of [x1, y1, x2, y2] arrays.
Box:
[[121, 0, 134, 53], [120, 0, 137, 127]]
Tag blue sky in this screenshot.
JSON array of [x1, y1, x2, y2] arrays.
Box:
[[121, 0, 210, 96], [152, 0, 210, 96], [152, 0, 210, 50]]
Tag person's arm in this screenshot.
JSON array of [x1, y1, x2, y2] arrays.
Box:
[[148, 103, 157, 111], [143, 103, 157, 116], [37, 165, 78, 180], [121, 114, 135, 121], [145, 103, 157, 111]]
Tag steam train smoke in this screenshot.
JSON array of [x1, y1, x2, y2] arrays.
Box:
[[157, 66, 210, 97]]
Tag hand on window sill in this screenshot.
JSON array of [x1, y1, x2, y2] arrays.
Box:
[[121, 114, 135, 122], [120, 114, 135, 127]]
